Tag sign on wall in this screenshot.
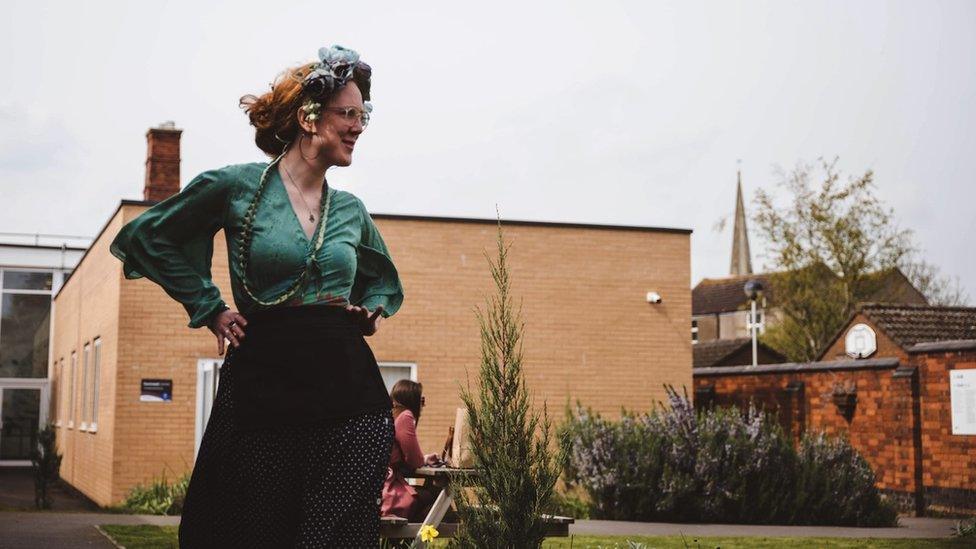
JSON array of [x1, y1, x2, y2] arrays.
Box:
[[950, 369, 976, 435], [141, 379, 173, 402], [845, 323, 878, 359]]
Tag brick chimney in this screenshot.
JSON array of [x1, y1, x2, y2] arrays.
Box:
[[144, 121, 182, 202]]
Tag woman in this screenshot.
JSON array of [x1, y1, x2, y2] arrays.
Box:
[[110, 45, 403, 547], [381, 380, 441, 522]]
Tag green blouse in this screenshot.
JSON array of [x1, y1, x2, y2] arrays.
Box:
[[110, 162, 404, 329]]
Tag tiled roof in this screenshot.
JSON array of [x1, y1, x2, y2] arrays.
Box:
[[860, 303, 976, 348], [692, 268, 926, 316], [692, 337, 785, 368], [692, 274, 772, 315]]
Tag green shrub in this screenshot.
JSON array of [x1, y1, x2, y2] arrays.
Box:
[[122, 472, 190, 516], [562, 384, 898, 526], [30, 424, 63, 510], [549, 489, 591, 520], [791, 432, 898, 526], [954, 517, 976, 538]]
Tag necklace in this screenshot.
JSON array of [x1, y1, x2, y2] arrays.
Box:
[[281, 162, 320, 223], [238, 151, 331, 307]]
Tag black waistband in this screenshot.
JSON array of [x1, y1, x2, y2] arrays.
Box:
[[243, 304, 361, 338]]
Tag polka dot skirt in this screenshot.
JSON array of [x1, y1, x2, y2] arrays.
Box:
[[179, 345, 394, 548]]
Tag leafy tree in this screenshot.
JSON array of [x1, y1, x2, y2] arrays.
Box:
[[753, 158, 913, 361], [449, 215, 569, 548]]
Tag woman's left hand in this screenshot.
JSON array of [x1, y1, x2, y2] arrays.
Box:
[[345, 304, 384, 336]]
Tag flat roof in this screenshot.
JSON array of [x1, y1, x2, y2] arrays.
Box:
[[56, 198, 692, 301], [0, 242, 87, 252], [121, 199, 693, 234]]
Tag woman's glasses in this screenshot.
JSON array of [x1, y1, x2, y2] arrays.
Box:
[[324, 106, 370, 128]]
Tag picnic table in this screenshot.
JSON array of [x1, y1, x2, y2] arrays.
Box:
[[379, 466, 574, 547]]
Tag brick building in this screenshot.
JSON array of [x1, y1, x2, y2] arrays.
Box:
[[694, 303, 976, 515], [49, 124, 693, 506]]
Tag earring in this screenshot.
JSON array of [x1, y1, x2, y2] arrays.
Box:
[[299, 131, 320, 160]]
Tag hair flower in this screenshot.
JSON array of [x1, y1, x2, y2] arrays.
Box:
[[302, 44, 368, 101]]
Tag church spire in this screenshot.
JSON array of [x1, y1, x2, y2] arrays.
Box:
[[730, 169, 753, 276]]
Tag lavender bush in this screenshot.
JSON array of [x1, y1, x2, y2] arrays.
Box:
[[561, 384, 897, 526]]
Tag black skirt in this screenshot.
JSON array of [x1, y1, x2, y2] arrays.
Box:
[[178, 304, 396, 547], [231, 304, 393, 429]]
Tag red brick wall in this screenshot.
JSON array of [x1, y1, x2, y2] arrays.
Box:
[[694, 349, 976, 515], [695, 364, 918, 495], [916, 349, 976, 514]]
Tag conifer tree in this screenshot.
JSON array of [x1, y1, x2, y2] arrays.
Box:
[[449, 215, 568, 548]]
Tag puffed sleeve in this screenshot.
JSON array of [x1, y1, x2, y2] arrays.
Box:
[[349, 197, 404, 318], [109, 168, 230, 329]]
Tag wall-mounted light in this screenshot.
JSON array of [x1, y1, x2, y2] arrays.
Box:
[[646, 291, 662, 304]]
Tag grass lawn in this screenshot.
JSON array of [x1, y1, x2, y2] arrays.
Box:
[[98, 525, 972, 549]]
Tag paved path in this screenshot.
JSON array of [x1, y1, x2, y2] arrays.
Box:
[[0, 512, 178, 548], [571, 517, 963, 539], [0, 511, 965, 548]]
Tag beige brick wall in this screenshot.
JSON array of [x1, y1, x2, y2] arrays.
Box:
[[54, 203, 691, 504], [369, 217, 692, 453], [50, 212, 123, 506], [111, 204, 235, 504]]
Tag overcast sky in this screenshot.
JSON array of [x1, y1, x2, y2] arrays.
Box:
[[2, 0, 973, 298]]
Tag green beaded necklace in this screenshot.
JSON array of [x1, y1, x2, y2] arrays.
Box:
[[237, 149, 332, 306]]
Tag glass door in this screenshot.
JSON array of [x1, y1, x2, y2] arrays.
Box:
[[0, 387, 42, 463]]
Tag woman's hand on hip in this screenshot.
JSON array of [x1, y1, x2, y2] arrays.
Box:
[[345, 304, 383, 336], [208, 309, 248, 356]]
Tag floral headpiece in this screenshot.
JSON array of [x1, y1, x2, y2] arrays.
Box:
[[300, 45, 372, 122]]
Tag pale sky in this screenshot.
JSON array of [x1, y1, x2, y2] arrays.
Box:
[[2, 0, 973, 298]]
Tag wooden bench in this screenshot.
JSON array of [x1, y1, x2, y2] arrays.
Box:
[[378, 466, 574, 547], [380, 514, 574, 539]]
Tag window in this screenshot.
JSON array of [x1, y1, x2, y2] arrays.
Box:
[[0, 269, 54, 378], [90, 338, 101, 431], [195, 359, 222, 456], [60, 358, 68, 424], [54, 358, 63, 426], [378, 362, 417, 393], [80, 343, 90, 430], [68, 352, 77, 428], [691, 319, 699, 344]]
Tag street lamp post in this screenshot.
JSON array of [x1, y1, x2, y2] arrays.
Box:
[[743, 279, 764, 367]]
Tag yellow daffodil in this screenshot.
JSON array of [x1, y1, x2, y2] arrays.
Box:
[[419, 524, 439, 542]]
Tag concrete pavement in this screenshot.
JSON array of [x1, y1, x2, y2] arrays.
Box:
[[0, 511, 966, 548], [570, 516, 964, 539], [0, 512, 179, 549]]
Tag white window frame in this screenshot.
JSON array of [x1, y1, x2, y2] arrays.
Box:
[[378, 361, 418, 392], [68, 351, 76, 428], [89, 338, 101, 432], [195, 358, 223, 457], [0, 268, 55, 381], [54, 358, 63, 426], [691, 319, 699, 344], [80, 342, 90, 431]]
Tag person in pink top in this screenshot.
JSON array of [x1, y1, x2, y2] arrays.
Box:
[[380, 380, 441, 521]]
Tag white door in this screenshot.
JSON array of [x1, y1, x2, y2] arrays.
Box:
[[194, 359, 222, 457]]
